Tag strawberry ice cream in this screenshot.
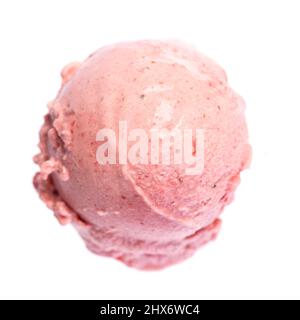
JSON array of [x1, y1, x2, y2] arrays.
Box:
[[34, 40, 251, 270]]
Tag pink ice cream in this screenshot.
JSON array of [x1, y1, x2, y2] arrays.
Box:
[[34, 40, 251, 270]]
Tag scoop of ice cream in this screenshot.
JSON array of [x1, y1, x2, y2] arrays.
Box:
[[34, 40, 251, 270]]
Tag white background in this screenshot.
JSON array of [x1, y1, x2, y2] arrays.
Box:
[[0, 0, 299, 300]]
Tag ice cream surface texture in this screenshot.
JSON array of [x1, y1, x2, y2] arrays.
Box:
[[34, 40, 251, 270]]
